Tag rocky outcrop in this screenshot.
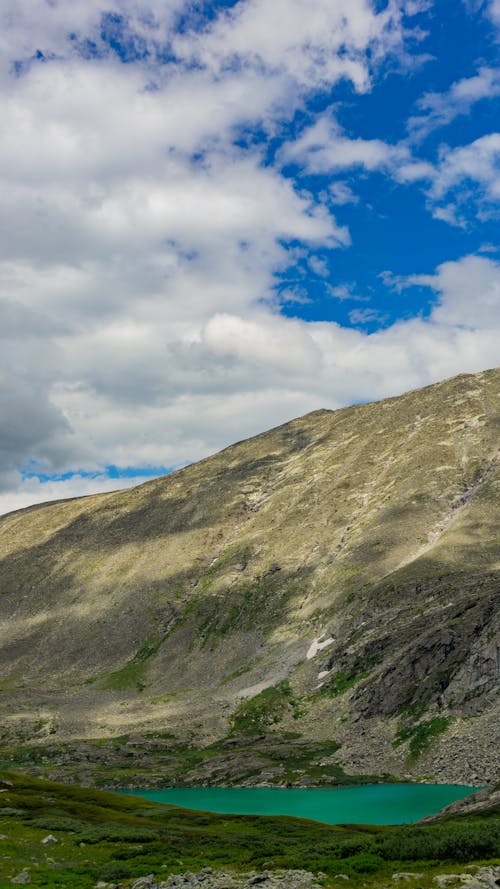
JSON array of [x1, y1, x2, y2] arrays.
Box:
[[421, 784, 500, 822], [433, 867, 500, 889], [131, 870, 321, 889]]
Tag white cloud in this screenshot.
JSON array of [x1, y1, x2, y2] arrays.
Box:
[[280, 113, 438, 189], [432, 133, 500, 198], [490, 0, 500, 27], [0, 1, 499, 516], [0, 473, 144, 518], [482, 0, 500, 29], [282, 114, 408, 173], [461, 0, 500, 35], [376, 130, 500, 224], [0, 1, 187, 81], [428, 132, 500, 218], [329, 181, 359, 205], [280, 102, 499, 226], [408, 66, 500, 141], [327, 282, 368, 302], [348, 307, 385, 325], [2, 250, 500, 515], [399, 254, 500, 327], [174, 0, 412, 94]]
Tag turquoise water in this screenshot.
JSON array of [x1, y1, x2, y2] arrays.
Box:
[[121, 783, 479, 825]]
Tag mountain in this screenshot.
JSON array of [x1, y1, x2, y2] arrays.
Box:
[[0, 368, 498, 788]]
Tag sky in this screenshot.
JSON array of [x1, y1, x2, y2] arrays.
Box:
[[1, 0, 500, 515]]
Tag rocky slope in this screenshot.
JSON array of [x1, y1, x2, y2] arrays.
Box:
[[0, 368, 499, 786]]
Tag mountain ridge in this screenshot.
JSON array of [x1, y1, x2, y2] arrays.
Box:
[[0, 367, 499, 788]]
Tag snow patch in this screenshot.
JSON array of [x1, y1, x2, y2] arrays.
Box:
[[307, 636, 334, 660], [238, 679, 275, 699]]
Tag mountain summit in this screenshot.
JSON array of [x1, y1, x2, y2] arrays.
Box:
[[0, 368, 498, 787]]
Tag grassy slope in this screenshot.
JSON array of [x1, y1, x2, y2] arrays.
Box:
[[0, 772, 499, 889], [0, 368, 499, 785]]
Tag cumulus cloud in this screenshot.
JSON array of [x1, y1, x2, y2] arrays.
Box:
[[0, 0, 499, 515], [173, 0, 414, 94], [397, 254, 500, 327]]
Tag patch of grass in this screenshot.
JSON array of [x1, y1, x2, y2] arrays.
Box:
[[99, 636, 167, 692], [398, 700, 427, 721], [319, 670, 370, 697], [393, 717, 452, 758], [230, 681, 296, 734], [220, 661, 261, 685]]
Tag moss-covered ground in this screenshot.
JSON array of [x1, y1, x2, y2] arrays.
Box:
[[0, 771, 499, 889]]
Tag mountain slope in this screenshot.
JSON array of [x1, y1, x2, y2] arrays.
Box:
[[0, 368, 499, 786]]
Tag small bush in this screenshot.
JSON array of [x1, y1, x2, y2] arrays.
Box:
[[376, 822, 500, 862], [99, 861, 132, 881], [345, 852, 384, 873], [338, 839, 371, 858], [76, 824, 159, 844]]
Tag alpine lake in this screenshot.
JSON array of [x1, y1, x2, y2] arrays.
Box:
[[121, 783, 479, 825]]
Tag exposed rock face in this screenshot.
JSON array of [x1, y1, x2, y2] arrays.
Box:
[[420, 784, 500, 822], [0, 368, 499, 785]]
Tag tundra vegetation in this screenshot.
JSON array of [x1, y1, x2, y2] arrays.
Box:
[[0, 772, 499, 888]]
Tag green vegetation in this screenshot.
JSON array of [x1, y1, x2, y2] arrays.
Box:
[[374, 820, 500, 862], [394, 717, 452, 759], [398, 701, 427, 721], [320, 670, 370, 697], [100, 636, 167, 692], [230, 681, 297, 734], [0, 732, 385, 789], [0, 771, 498, 889]]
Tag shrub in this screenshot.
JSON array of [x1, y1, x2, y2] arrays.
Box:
[[344, 852, 384, 873], [98, 861, 132, 881], [76, 824, 159, 844], [375, 822, 500, 862]]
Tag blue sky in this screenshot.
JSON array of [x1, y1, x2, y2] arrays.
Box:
[[1, 0, 500, 513]]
